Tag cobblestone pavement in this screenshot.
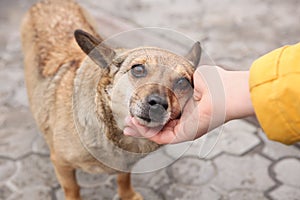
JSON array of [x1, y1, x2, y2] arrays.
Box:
[[1, 0, 300, 199]]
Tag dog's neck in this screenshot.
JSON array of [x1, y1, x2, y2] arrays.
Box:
[[73, 57, 159, 170]]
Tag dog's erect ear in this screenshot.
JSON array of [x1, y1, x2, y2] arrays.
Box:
[[185, 41, 201, 68], [74, 29, 115, 68]]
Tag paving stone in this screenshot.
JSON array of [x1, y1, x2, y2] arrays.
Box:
[[0, 50, 28, 108], [76, 169, 110, 188], [265, 0, 300, 46], [0, 106, 10, 115], [212, 154, 275, 191], [7, 186, 52, 200], [132, 168, 170, 191], [0, 69, 18, 105], [10, 154, 58, 190], [0, 109, 38, 159], [162, 183, 222, 200], [83, 9, 198, 60], [164, 120, 259, 160], [0, 108, 33, 129], [273, 158, 300, 188], [10, 82, 29, 108], [0, 184, 13, 200], [0, 159, 17, 183], [81, 0, 205, 40], [0, 65, 28, 107], [181, 186, 223, 200], [80, 1, 141, 43], [164, 127, 222, 159], [202, 0, 300, 68], [55, 188, 66, 200], [135, 187, 164, 200], [56, 184, 116, 200], [56, 174, 119, 199], [170, 157, 216, 186], [113, 187, 164, 200], [258, 130, 300, 160], [132, 148, 175, 173], [0, 106, 9, 128], [162, 183, 192, 200], [61, 169, 168, 200], [31, 133, 50, 155], [0, 65, 24, 83], [0, 127, 37, 159], [1, 52, 23, 72], [228, 189, 268, 200], [0, 82, 13, 106], [81, 0, 300, 70], [269, 185, 300, 200], [198, 127, 225, 158], [181, 139, 206, 158], [202, 120, 259, 159], [164, 141, 199, 159], [58, 183, 163, 200]]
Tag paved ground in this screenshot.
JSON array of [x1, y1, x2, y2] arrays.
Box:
[[0, 0, 300, 199]]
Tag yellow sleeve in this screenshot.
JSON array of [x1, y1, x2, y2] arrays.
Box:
[[249, 43, 300, 145]]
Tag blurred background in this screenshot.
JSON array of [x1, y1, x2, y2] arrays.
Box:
[[0, 0, 300, 199]]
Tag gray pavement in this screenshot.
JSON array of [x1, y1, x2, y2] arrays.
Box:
[[1, 0, 300, 199]]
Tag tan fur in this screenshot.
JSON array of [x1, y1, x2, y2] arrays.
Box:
[[21, 0, 199, 199]]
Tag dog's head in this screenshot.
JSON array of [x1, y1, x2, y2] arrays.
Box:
[[75, 30, 201, 128]]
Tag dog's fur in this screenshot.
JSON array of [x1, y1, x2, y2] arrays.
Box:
[[21, 0, 201, 199]]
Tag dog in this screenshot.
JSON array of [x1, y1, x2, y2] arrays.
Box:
[[21, 0, 201, 199]]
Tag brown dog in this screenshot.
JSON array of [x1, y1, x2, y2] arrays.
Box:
[[21, 0, 201, 199]]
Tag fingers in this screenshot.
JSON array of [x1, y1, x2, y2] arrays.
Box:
[[123, 116, 181, 144], [123, 113, 199, 144], [124, 116, 163, 139], [123, 117, 142, 137]]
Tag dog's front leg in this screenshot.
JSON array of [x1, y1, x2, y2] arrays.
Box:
[[117, 173, 143, 200], [51, 154, 81, 200]]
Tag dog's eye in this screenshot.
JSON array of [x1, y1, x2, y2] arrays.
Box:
[[174, 77, 191, 90], [131, 64, 147, 78]]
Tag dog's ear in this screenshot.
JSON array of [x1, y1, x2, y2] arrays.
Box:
[[185, 41, 201, 68], [74, 29, 115, 68]]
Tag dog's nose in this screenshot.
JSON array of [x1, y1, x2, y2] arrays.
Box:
[[147, 94, 168, 123], [147, 94, 168, 110]]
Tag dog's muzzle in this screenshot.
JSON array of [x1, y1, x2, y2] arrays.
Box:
[[130, 93, 170, 127]]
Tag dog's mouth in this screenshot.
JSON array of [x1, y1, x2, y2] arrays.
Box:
[[130, 100, 171, 128], [134, 114, 169, 128], [137, 115, 151, 123]]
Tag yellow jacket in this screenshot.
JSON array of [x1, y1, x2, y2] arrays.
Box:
[[250, 43, 300, 144]]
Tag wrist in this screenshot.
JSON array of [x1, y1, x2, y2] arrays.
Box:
[[220, 68, 255, 121]]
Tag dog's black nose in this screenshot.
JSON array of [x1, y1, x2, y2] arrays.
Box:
[[147, 94, 168, 110], [147, 94, 168, 123]]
